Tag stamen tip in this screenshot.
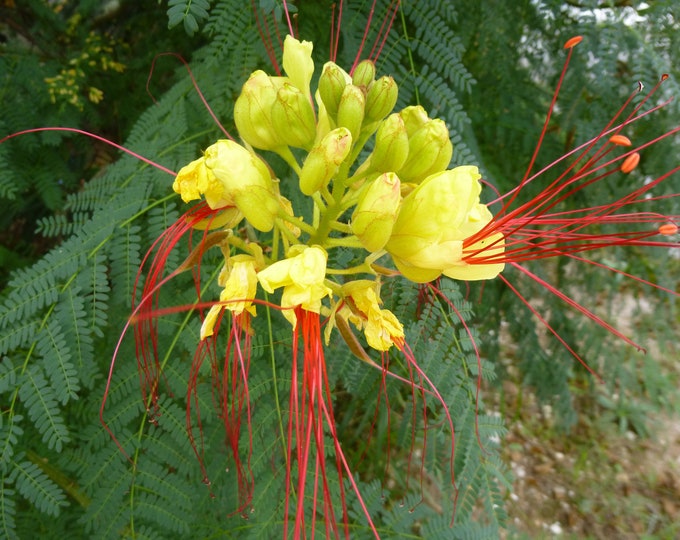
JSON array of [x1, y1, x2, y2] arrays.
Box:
[[659, 223, 678, 236], [563, 36, 583, 49], [609, 134, 632, 147], [620, 152, 640, 173], [661, 73, 669, 82]]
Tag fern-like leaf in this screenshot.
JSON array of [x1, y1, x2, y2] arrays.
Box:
[[0, 483, 18, 540], [17, 365, 70, 452], [36, 317, 80, 405], [8, 456, 67, 517]]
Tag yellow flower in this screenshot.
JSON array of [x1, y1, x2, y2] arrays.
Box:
[[257, 246, 332, 326], [173, 156, 218, 204], [342, 280, 404, 351], [200, 256, 259, 340], [385, 166, 505, 282]]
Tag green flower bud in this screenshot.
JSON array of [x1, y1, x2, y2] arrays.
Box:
[[352, 60, 376, 89], [204, 140, 280, 232], [271, 82, 317, 150], [397, 119, 453, 182], [299, 127, 352, 195], [365, 76, 398, 122], [318, 62, 350, 121], [369, 113, 409, 172], [234, 71, 286, 151], [336, 84, 366, 141], [352, 172, 401, 252], [282, 35, 314, 97], [398, 105, 429, 138]]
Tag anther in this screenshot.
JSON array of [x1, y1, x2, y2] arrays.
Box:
[[661, 73, 669, 82], [609, 134, 632, 146], [620, 152, 640, 173], [563, 36, 583, 49], [659, 223, 678, 236]]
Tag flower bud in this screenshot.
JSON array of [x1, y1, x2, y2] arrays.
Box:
[[369, 113, 409, 172], [397, 119, 452, 182], [352, 60, 375, 89], [234, 71, 286, 151], [271, 82, 316, 149], [282, 35, 314, 97], [318, 62, 351, 121], [398, 105, 429, 137], [365, 76, 398, 122], [299, 127, 352, 195], [336, 84, 366, 141], [204, 140, 280, 231], [352, 172, 401, 252]]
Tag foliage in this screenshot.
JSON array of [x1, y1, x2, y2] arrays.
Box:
[[0, 0, 678, 538]]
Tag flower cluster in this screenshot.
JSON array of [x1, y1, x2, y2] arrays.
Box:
[[172, 35, 505, 352]]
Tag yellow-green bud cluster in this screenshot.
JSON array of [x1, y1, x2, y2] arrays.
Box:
[[172, 35, 505, 353]]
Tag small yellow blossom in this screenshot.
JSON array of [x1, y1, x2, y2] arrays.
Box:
[[342, 280, 404, 351], [200, 256, 258, 340], [257, 246, 332, 326]]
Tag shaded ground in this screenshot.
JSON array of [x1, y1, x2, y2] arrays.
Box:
[[502, 396, 680, 539]]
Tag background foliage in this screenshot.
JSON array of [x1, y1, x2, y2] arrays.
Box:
[[1, 0, 678, 538]]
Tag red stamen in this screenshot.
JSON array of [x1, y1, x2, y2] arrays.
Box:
[[146, 52, 233, 140]]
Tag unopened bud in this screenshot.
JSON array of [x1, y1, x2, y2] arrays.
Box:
[[336, 84, 366, 141], [271, 83, 317, 149], [204, 140, 279, 231], [318, 62, 351, 121], [398, 105, 429, 137], [352, 172, 402, 252], [282, 35, 314, 97], [352, 60, 376, 88], [365, 76, 398, 122], [370, 113, 409, 172], [398, 119, 452, 182], [234, 71, 286, 151], [299, 128, 352, 195]]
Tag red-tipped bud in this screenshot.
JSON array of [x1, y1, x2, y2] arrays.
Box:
[[564, 36, 583, 49], [609, 134, 632, 146], [659, 223, 678, 236], [620, 152, 640, 173]]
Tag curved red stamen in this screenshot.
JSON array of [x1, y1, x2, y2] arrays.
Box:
[[0, 127, 177, 176], [146, 52, 233, 140]]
